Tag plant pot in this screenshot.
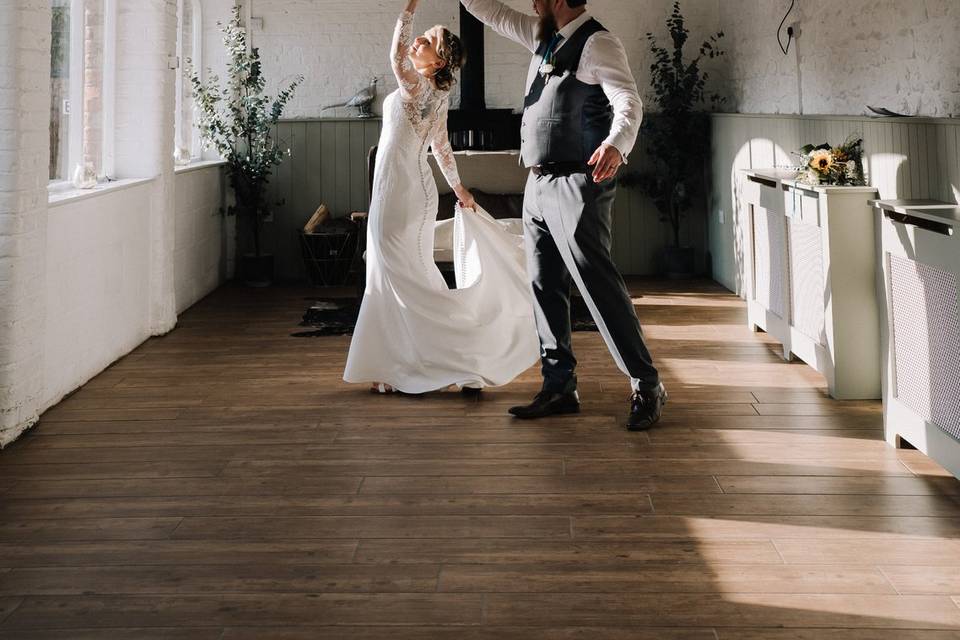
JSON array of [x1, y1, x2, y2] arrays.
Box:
[[661, 246, 696, 280], [240, 253, 274, 287]]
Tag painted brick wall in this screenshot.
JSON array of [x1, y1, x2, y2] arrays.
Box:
[[0, 0, 51, 445], [44, 184, 154, 405], [115, 0, 180, 335], [227, 0, 960, 119], [175, 166, 227, 313], [720, 0, 960, 117], [227, 0, 722, 118]]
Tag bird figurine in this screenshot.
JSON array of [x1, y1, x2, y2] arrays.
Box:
[[322, 77, 379, 119]]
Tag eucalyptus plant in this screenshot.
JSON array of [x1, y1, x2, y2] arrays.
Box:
[[187, 5, 303, 258], [621, 1, 724, 249]]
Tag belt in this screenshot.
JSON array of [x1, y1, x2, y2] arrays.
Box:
[[531, 162, 587, 177]]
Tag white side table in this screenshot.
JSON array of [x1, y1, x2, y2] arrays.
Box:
[[740, 169, 881, 399]]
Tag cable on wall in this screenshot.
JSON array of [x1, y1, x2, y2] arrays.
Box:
[[777, 0, 796, 55]]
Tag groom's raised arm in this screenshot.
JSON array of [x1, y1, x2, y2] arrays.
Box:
[[460, 0, 539, 52]]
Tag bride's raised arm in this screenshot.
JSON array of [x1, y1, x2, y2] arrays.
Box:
[[391, 1, 423, 100]]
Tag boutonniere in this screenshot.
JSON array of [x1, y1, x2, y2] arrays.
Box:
[[538, 60, 555, 79]]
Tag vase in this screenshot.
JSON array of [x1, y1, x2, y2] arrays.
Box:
[[240, 253, 274, 287], [661, 246, 696, 279]]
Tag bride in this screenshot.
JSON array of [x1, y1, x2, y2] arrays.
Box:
[[343, 0, 540, 394]]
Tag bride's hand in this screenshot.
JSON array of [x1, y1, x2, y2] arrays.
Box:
[[454, 185, 476, 210]]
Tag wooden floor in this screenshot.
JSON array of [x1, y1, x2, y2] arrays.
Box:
[[2, 279, 960, 638]]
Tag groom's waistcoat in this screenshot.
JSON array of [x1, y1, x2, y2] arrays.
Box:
[[520, 18, 614, 169]]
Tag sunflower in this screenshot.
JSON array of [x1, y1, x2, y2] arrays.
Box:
[[809, 149, 834, 173]]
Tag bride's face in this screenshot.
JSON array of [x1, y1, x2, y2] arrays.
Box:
[[408, 26, 447, 76]]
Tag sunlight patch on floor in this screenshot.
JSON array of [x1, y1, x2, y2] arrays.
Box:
[[720, 592, 960, 628], [680, 516, 960, 543]]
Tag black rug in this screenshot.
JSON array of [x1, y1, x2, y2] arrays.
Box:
[[292, 296, 599, 337], [292, 300, 360, 337]]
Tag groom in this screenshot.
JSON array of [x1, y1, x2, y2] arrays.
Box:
[[460, 0, 667, 430]]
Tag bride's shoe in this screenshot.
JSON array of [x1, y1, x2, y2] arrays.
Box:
[[370, 382, 397, 394]]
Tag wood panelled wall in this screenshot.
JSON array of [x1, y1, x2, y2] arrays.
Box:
[[709, 114, 960, 294], [260, 118, 705, 281], [262, 119, 383, 282]]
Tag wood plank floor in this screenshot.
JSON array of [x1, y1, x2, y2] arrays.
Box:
[[2, 278, 960, 638]]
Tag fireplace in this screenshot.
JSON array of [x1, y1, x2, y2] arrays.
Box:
[[448, 5, 522, 151]]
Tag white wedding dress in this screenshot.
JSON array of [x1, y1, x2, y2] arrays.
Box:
[[342, 10, 539, 394]]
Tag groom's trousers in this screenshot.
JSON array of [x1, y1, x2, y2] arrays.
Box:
[[523, 169, 660, 394]]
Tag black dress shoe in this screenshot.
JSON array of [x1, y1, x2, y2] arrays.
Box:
[[509, 390, 580, 419], [627, 383, 668, 431]]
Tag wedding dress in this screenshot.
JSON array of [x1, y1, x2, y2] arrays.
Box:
[[342, 10, 539, 393]]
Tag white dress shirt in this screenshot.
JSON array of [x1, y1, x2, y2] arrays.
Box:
[[460, 0, 643, 162]]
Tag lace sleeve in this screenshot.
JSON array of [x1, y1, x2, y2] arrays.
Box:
[[430, 99, 461, 189], [391, 10, 423, 100]]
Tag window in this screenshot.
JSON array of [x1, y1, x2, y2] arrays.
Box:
[[49, 0, 115, 186], [49, 0, 77, 182], [175, 0, 203, 165]]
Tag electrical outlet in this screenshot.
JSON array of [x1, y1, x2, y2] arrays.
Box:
[[789, 21, 801, 38], [250, 16, 264, 30]]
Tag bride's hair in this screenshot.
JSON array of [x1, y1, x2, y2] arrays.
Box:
[[432, 27, 465, 92]]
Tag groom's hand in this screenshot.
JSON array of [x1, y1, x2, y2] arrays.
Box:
[[588, 143, 623, 184]]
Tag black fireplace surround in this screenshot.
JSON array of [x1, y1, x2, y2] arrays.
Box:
[[447, 6, 522, 151]]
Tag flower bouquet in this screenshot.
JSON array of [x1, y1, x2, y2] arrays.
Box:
[[796, 135, 866, 187]]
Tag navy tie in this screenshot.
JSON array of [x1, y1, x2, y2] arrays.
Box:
[[542, 32, 564, 64]]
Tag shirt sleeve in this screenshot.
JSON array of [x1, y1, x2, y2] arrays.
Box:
[[460, 0, 539, 53], [430, 100, 462, 190], [391, 10, 425, 100], [581, 32, 643, 162]]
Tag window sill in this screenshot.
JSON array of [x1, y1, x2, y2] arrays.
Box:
[[175, 159, 227, 174], [48, 178, 154, 208]]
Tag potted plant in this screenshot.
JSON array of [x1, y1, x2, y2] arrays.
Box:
[[187, 6, 303, 286], [620, 1, 724, 278]]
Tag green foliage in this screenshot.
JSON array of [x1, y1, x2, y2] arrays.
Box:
[[187, 5, 303, 257], [620, 1, 724, 248]]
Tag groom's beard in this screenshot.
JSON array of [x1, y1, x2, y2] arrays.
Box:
[[536, 12, 558, 43]]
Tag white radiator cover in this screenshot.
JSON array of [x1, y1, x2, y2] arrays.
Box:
[[888, 255, 960, 442], [788, 219, 826, 344], [876, 201, 960, 480], [740, 169, 882, 400]]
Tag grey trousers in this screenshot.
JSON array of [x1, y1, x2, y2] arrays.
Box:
[[523, 170, 659, 393]]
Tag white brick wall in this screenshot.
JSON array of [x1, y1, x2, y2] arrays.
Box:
[[115, 0, 179, 335], [44, 183, 154, 404], [231, 0, 960, 118], [175, 165, 226, 313], [229, 0, 722, 117], [0, 0, 51, 446], [720, 0, 960, 117]]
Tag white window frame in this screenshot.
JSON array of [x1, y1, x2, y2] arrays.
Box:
[[48, 0, 86, 189], [101, 0, 117, 178], [67, 0, 84, 179], [190, 0, 203, 159], [175, 0, 204, 164], [49, 0, 116, 190]]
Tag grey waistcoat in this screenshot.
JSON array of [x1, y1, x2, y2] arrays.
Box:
[[520, 18, 614, 169]]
